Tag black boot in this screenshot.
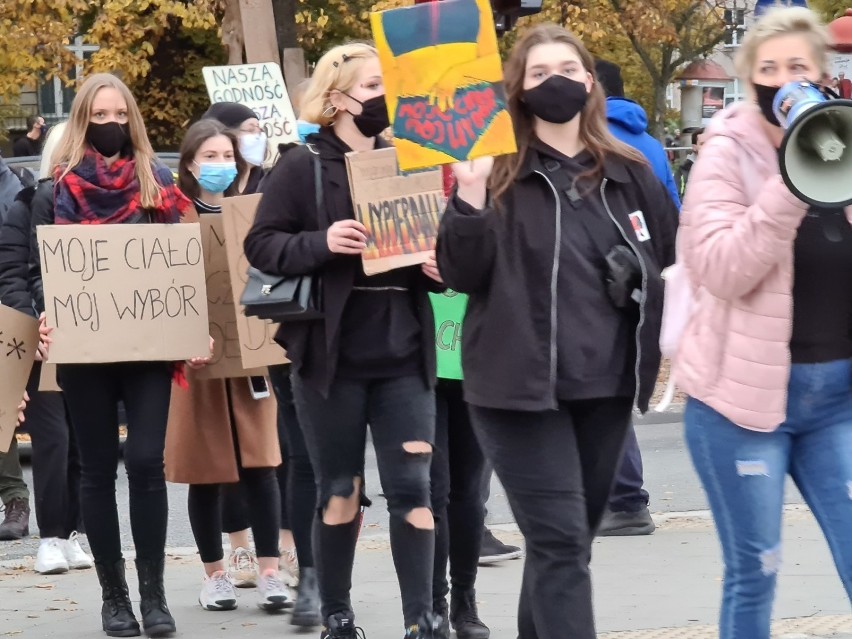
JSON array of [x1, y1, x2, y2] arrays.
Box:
[[291, 567, 322, 627], [450, 589, 490, 639], [95, 560, 141, 638], [135, 556, 176, 638], [433, 598, 450, 639]]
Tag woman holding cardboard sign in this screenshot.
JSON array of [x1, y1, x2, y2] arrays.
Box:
[[164, 118, 290, 615], [50, 74, 191, 639], [199, 104, 315, 620], [245, 42, 445, 639], [436, 25, 678, 639]]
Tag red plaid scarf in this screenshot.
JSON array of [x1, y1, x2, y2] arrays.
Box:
[[54, 149, 189, 225]]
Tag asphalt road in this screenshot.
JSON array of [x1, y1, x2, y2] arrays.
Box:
[[0, 419, 806, 563]]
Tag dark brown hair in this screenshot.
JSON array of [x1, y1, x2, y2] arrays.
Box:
[[490, 24, 646, 203], [178, 119, 247, 200]]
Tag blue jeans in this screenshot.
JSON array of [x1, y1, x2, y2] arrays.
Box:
[[685, 359, 852, 639]]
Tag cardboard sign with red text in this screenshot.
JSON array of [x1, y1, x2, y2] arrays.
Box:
[[371, 0, 516, 170], [346, 148, 446, 275]]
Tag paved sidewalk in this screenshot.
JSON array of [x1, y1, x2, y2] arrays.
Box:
[[1, 508, 849, 638]]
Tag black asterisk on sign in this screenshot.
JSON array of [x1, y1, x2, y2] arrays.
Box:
[[6, 338, 26, 360]]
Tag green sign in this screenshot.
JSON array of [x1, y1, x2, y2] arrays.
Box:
[[429, 290, 468, 380]]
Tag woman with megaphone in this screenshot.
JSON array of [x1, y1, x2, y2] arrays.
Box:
[[677, 7, 852, 638]]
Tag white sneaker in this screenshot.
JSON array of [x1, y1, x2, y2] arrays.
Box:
[[35, 538, 69, 575], [280, 546, 300, 587], [61, 532, 93, 570], [257, 570, 293, 611], [228, 547, 258, 588], [199, 571, 238, 611]]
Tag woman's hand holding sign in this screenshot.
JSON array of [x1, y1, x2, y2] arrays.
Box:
[[17, 392, 29, 427], [328, 220, 368, 255], [422, 250, 443, 283], [36, 313, 53, 362], [187, 336, 215, 370], [452, 157, 493, 210]]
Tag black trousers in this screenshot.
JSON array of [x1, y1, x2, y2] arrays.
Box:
[[25, 362, 82, 539], [470, 398, 633, 639], [58, 362, 172, 564], [189, 467, 280, 563], [219, 365, 317, 568], [269, 364, 316, 567], [608, 426, 650, 512], [430, 379, 486, 604], [293, 373, 436, 627]]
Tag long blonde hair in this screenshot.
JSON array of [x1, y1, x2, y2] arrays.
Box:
[[300, 42, 379, 127], [54, 73, 162, 208], [490, 24, 645, 203], [39, 122, 67, 179]]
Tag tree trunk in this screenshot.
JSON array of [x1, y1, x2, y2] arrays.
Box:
[[222, 0, 245, 65], [650, 80, 668, 140], [271, 0, 306, 88], [272, 0, 298, 49]]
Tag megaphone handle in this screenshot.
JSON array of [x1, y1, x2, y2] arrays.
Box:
[[810, 120, 846, 162]]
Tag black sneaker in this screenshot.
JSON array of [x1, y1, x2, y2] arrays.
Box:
[[478, 529, 523, 565], [404, 613, 443, 638], [0, 498, 30, 541], [596, 506, 656, 537], [320, 611, 366, 639]]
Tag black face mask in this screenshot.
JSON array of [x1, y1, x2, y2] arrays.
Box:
[[523, 75, 589, 124], [346, 94, 391, 138], [753, 83, 781, 127], [86, 121, 129, 158]]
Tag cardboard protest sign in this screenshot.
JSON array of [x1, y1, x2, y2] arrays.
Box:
[[202, 62, 299, 150], [39, 362, 61, 393], [346, 148, 446, 275], [0, 306, 40, 453], [193, 214, 267, 379], [371, 0, 516, 171], [38, 224, 210, 364], [220, 195, 289, 369]]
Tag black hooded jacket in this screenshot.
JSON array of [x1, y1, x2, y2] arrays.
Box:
[[244, 127, 443, 396], [436, 146, 678, 413]]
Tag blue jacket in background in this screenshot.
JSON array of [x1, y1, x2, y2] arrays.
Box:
[[605, 97, 681, 209]]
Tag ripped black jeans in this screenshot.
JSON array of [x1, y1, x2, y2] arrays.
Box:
[[292, 374, 436, 628]]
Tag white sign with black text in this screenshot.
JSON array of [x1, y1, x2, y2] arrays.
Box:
[[202, 62, 299, 150]]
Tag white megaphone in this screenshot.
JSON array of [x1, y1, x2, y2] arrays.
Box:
[[775, 81, 852, 208]]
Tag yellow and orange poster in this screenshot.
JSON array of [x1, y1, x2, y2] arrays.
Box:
[[370, 0, 517, 171]]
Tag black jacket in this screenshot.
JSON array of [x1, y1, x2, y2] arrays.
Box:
[[244, 127, 443, 396], [436, 148, 678, 413], [27, 179, 55, 315], [0, 184, 38, 316]]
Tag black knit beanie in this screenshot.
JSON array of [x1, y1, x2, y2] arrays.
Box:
[[202, 102, 258, 129]]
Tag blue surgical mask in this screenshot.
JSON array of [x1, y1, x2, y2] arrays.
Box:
[[194, 161, 237, 194], [297, 120, 320, 144], [239, 132, 267, 166]]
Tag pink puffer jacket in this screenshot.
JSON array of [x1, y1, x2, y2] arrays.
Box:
[[676, 102, 852, 431]]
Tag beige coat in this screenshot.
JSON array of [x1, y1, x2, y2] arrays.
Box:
[[165, 370, 281, 485]]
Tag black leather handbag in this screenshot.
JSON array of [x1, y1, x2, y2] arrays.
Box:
[[240, 151, 324, 322]]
